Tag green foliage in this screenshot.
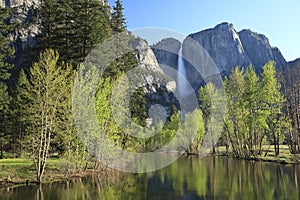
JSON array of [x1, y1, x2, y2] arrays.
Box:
[[223, 63, 291, 157], [130, 87, 147, 126], [0, 7, 14, 81], [281, 65, 300, 154], [261, 61, 291, 155], [15, 49, 73, 182], [95, 77, 120, 146], [112, 0, 126, 33], [187, 109, 205, 154], [198, 82, 224, 154], [243, 66, 268, 152], [0, 7, 14, 159], [35, 0, 112, 66], [145, 109, 181, 152], [9, 69, 31, 156]]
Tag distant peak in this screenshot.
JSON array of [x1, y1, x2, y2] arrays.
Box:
[[214, 22, 233, 28], [189, 22, 236, 38]]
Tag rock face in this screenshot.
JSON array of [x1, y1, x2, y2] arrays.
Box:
[[133, 39, 164, 75], [7, 2, 40, 69], [1, 0, 39, 8], [152, 38, 181, 74], [238, 29, 286, 70], [153, 22, 290, 90], [287, 58, 300, 70], [188, 22, 251, 73], [132, 38, 179, 116]]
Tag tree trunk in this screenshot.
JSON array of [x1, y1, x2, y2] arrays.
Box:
[[0, 145, 3, 159]]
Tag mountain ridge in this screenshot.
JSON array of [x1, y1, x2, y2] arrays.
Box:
[[153, 22, 297, 89]]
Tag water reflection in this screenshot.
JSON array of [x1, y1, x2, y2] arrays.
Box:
[[1, 157, 300, 200]]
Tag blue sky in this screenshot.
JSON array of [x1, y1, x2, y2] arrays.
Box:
[[108, 0, 300, 61]]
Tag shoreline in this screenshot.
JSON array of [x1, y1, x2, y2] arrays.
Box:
[[0, 155, 300, 190], [0, 169, 116, 189], [1, 148, 300, 189]]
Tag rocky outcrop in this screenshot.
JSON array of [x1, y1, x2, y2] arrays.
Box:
[[133, 39, 164, 75], [122, 36, 179, 116], [1, 0, 39, 8], [1, 0, 41, 71], [152, 38, 181, 73], [132, 38, 179, 116]]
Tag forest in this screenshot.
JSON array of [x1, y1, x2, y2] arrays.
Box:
[[0, 0, 300, 185]]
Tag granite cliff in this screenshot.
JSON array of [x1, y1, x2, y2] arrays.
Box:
[[154, 22, 292, 89]]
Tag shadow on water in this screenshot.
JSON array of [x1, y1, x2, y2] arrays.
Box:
[[1, 157, 300, 200]]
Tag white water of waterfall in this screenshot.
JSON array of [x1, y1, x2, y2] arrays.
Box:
[[177, 46, 189, 97]]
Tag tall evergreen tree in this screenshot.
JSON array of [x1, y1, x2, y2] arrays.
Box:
[[71, 0, 112, 64], [111, 0, 126, 33], [10, 70, 31, 156], [0, 7, 14, 158], [35, 0, 112, 66]]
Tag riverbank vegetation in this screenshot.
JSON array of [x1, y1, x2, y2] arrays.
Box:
[[0, 0, 300, 186]]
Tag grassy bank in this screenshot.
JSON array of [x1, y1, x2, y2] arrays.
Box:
[[0, 157, 119, 189], [0, 158, 62, 188], [216, 145, 300, 164], [1, 145, 300, 188]]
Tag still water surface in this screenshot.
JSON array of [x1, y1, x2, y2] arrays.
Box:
[[1, 156, 300, 200]]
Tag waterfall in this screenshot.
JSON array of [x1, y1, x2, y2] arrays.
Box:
[[177, 45, 189, 97]]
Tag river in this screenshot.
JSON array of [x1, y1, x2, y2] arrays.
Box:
[[1, 156, 300, 199]]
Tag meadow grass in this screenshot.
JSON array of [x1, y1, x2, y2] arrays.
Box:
[[217, 145, 300, 164], [0, 158, 61, 183]]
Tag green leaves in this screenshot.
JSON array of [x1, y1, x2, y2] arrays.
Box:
[[0, 8, 14, 158], [112, 0, 126, 33], [36, 0, 112, 66], [14, 49, 73, 181], [223, 62, 290, 157]]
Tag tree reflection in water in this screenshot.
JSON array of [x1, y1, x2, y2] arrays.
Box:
[[1, 157, 300, 200]]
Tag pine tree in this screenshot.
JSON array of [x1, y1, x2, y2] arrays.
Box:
[[71, 0, 112, 64], [0, 7, 14, 158], [0, 7, 14, 81], [0, 82, 10, 158], [10, 70, 32, 156], [111, 0, 126, 33], [35, 0, 112, 66]]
